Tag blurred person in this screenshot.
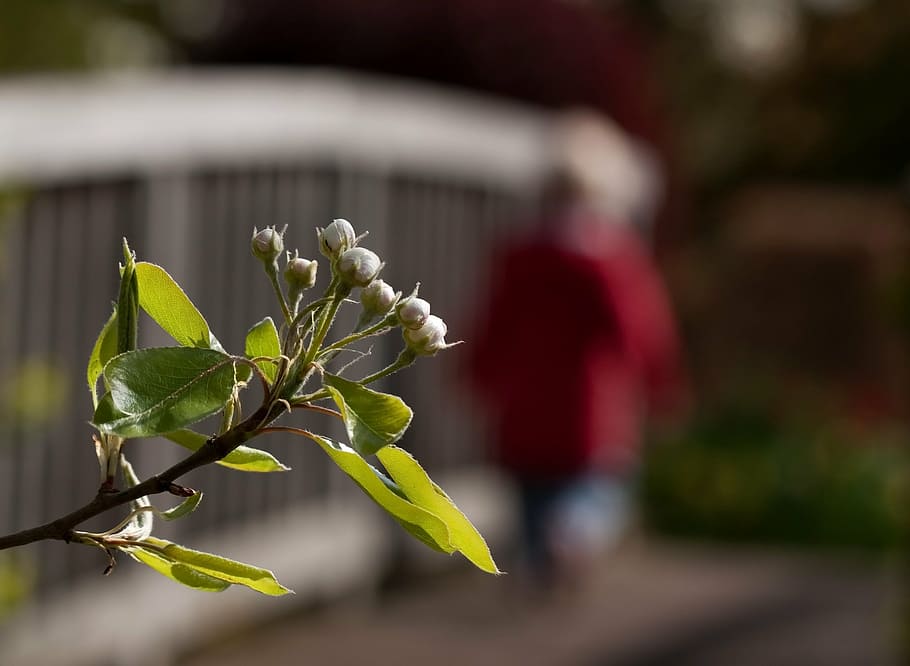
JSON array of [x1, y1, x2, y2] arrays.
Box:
[[468, 111, 686, 591]]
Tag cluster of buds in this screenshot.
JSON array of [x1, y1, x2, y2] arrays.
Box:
[[316, 219, 384, 291], [396, 287, 457, 356], [253, 217, 457, 362]]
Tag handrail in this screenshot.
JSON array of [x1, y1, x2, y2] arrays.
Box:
[[0, 68, 550, 186]]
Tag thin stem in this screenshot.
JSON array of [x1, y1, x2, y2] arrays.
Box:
[[287, 296, 334, 332], [266, 265, 293, 326], [292, 389, 330, 404], [259, 425, 319, 441], [292, 403, 343, 420], [319, 315, 395, 358], [305, 295, 343, 365], [358, 350, 416, 386]]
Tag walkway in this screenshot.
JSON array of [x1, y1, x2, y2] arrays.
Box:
[[180, 538, 903, 666]]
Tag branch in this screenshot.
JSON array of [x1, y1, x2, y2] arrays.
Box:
[[0, 400, 286, 552]]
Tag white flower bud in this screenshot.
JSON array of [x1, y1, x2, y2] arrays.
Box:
[[397, 297, 430, 330], [318, 218, 356, 259], [361, 279, 396, 315], [337, 247, 382, 288], [251, 226, 285, 265], [284, 254, 318, 291], [404, 315, 450, 355]]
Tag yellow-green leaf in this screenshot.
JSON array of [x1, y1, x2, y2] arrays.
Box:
[[308, 432, 453, 553], [125, 546, 230, 592], [141, 537, 291, 596], [164, 429, 290, 473], [87, 308, 118, 407], [135, 262, 221, 350], [324, 373, 413, 456], [377, 446, 500, 574], [159, 492, 203, 521], [245, 317, 281, 383]]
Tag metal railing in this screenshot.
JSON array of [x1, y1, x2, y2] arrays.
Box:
[[0, 69, 547, 662]]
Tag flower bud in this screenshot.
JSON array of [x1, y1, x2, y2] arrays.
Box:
[[318, 218, 356, 259], [360, 279, 396, 315], [397, 297, 430, 330], [251, 226, 285, 266], [337, 247, 383, 288], [404, 315, 450, 355], [284, 253, 318, 292]]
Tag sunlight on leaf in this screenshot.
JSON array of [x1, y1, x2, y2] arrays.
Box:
[[377, 446, 500, 573], [86, 308, 118, 407], [125, 546, 231, 592], [135, 262, 222, 350], [245, 317, 281, 383], [141, 537, 291, 596], [164, 429, 290, 473], [307, 432, 454, 553], [94, 348, 238, 438], [324, 373, 413, 456]]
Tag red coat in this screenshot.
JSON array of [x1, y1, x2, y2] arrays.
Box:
[[469, 213, 684, 480]]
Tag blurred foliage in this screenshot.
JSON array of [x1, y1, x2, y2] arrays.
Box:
[[0, 0, 167, 72], [1, 358, 69, 428], [641, 402, 910, 551], [0, 554, 34, 619], [632, 0, 910, 191]]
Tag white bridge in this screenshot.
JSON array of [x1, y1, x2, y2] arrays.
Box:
[[0, 70, 551, 665]]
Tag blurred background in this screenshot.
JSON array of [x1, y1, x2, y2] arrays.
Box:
[[0, 1, 908, 664]]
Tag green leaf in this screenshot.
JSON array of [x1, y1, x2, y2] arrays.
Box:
[[118, 239, 139, 355], [141, 537, 291, 596], [135, 262, 222, 350], [159, 492, 203, 521], [94, 348, 239, 438], [324, 373, 413, 456], [164, 429, 290, 473], [377, 446, 500, 574], [307, 432, 453, 553], [93, 392, 127, 426], [87, 308, 118, 407], [125, 546, 231, 592], [245, 317, 281, 383]]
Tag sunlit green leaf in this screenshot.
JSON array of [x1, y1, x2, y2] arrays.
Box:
[[164, 429, 290, 473], [87, 308, 118, 407], [245, 317, 281, 383], [135, 262, 222, 350], [377, 446, 500, 574], [125, 546, 230, 592], [307, 432, 453, 552], [141, 537, 291, 596], [118, 240, 139, 355], [94, 348, 238, 438], [324, 373, 413, 456], [159, 492, 203, 521]]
